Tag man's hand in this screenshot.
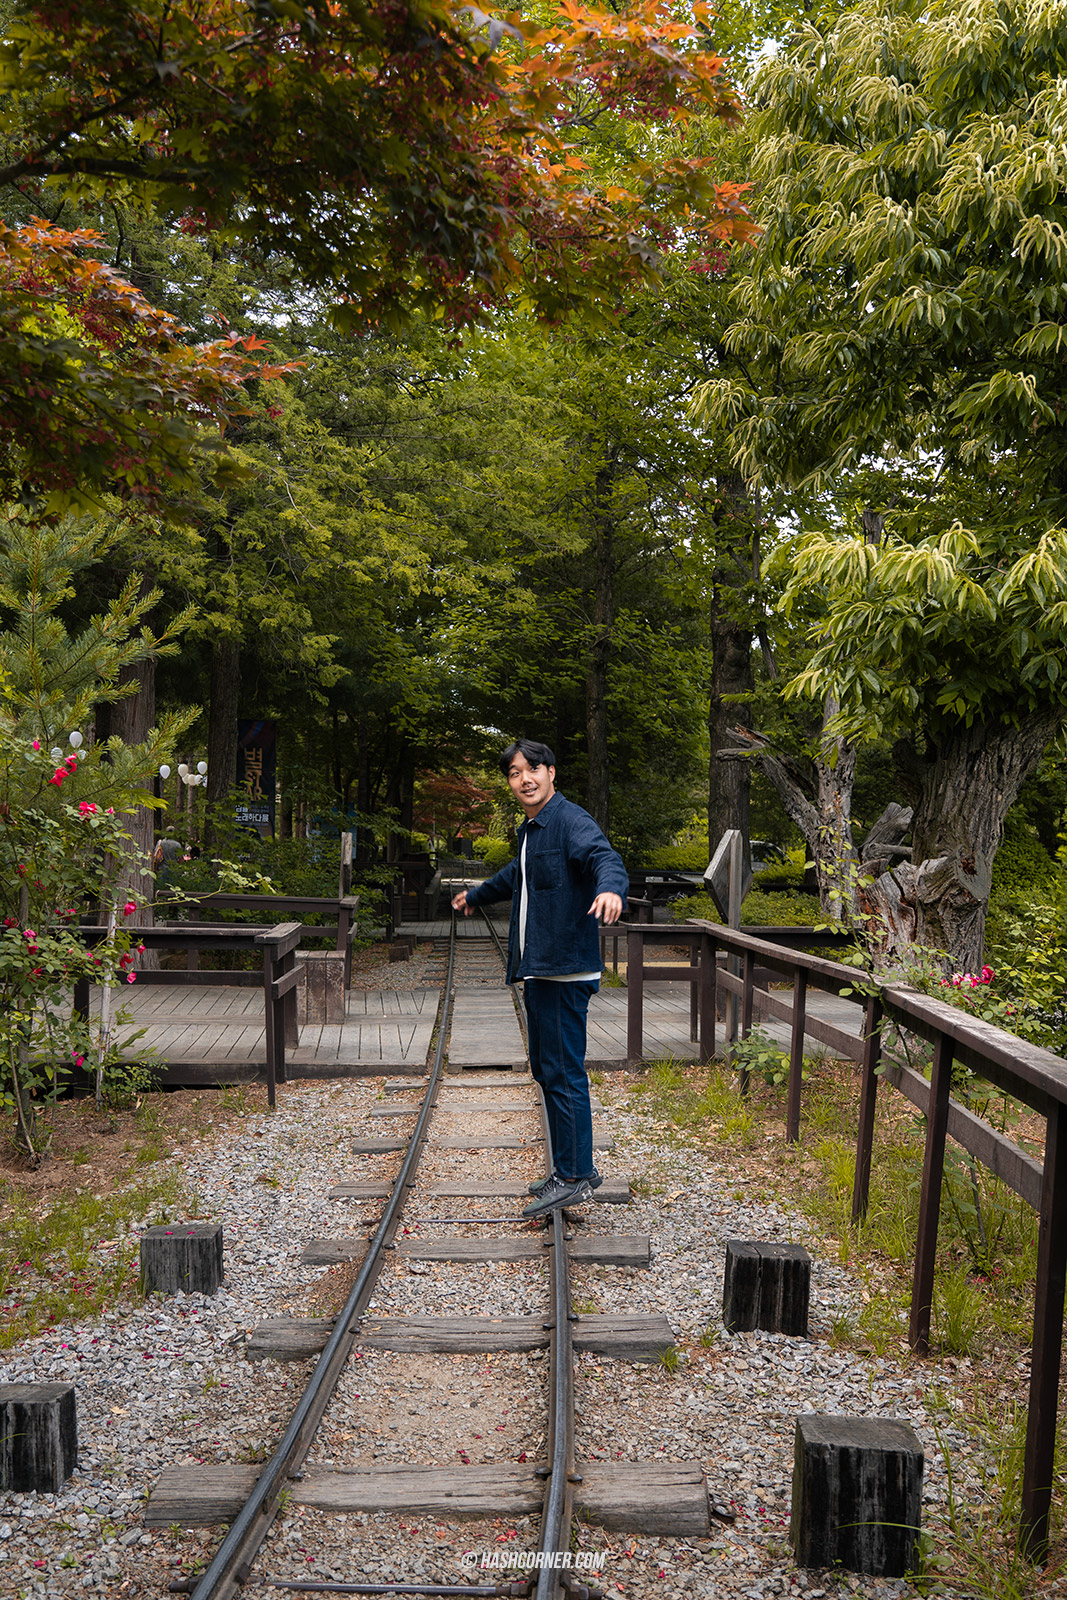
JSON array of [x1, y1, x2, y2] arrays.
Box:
[[451, 889, 474, 917], [589, 892, 623, 925]]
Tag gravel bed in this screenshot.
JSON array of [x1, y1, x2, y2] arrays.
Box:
[[0, 1067, 1043, 1598]]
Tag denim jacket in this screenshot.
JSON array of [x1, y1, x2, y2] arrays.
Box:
[[464, 792, 628, 983]]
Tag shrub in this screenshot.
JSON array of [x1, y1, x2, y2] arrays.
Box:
[[641, 843, 709, 872], [668, 889, 822, 927], [472, 837, 512, 872]]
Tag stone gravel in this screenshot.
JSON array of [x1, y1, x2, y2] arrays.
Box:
[[0, 1066, 1043, 1599]]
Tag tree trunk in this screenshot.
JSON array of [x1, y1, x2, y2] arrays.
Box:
[[860, 715, 1060, 972], [109, 596, 159, 967], [707, 474, 755, 865], [203, 636, 240, 852], [584, 460, 615, 833], [812, 697, 857, 921]]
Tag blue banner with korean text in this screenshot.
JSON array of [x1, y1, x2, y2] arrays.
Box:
[[236, 719, 276, 835]]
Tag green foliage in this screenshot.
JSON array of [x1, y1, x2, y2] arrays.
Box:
[[0, 1166, 184, 1346], [727, 1026, 790, 1087], [472, 838, 513, 873], [668, 887, 822, 926], [640, 844, 708, 871]]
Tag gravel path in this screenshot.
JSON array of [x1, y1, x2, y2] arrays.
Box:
[[0, 1070, 1032, 1599]]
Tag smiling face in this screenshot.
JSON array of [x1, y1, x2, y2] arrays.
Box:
[[507, 751, 556, 817]]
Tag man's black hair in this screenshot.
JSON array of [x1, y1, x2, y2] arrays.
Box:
[[500, 738, 556, 777]]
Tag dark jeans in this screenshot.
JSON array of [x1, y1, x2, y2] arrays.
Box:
[[523, 978, 598, 1182]]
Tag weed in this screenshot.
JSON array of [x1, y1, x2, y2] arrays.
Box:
[[574, 1297, 599, 1315], [729, 1027, 791, 1087], [829, 1312, 854, 1347], [658, 1344, 681, 1374], [219, 1083, 253, 1115], [0, 1169, 184, 1347], [934, 1266, 986, 1357], [697, 1324, 719, 1349], [254, 1169, 281, 1189]]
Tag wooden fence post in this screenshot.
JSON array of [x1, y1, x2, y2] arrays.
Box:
[[699, 932, 716, 1064], [909, 1030, 954, 1354], [852, 995, 883, 1222], [786, 970, 808, 1144], [1021, 1100, 1067, 1561], [626, 927, 644, 1064]]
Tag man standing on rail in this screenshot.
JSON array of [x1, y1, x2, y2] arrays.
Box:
[[451, 739, 628, 1219]]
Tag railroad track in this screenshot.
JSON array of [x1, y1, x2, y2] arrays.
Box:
[[153, 911, 707, 1599]]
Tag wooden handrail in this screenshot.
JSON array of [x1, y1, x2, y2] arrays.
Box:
[[657, 916, 1067, 1562]]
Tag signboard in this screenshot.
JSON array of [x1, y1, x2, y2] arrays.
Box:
[[236, 719, 277, 835], [704, 828, 751, 925]]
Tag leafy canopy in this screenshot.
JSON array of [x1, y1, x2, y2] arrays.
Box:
[[0, 218, 290, 517], [0, 0, 754, 326]]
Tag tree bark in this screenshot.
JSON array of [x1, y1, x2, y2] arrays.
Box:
[[108, 583, 159, 966], [203, 637, 240, 852], [707, 474, 755, 865], [584, 459, 615, 834], [859, 715, 1061, 972]]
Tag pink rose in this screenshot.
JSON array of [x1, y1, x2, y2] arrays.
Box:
[[122, 901, 136, 917]]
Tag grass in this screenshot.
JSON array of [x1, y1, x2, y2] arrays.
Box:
[[0, 1082, 265, 1346], [0, 1168, 185, 1346], [623, 1053, 1067, 1588]]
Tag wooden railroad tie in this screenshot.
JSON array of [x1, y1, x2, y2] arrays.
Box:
[[299, 1234, 651, 1267], [0, 1383, 77, 1493], [327, 1177, 632, 1203], [351, 1135, 613, 1153], [246, 1311, 675, 1362], [722, 1239, 811, 1336], [147, 1459, 709, 1537], [140, 1223, 224, 1297], [792, 1414, 923, 1577]]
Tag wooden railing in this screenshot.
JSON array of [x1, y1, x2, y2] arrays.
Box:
[[623, 916, 1067, 1561], [75, 921, 304, 1109], [155, 892, 360, 988]]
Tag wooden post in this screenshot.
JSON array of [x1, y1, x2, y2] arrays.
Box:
[[698, 931, 716, 1064], [140, 1223, 224, 1296], [792, 1415, 922, 1576], [786, 971, 808, 1144], [689, 939, 699, 1043], [626, 927, 645, 1064], [909, 1030, 954, 1354], [723, 1240, 810, 1335], [726, 830, 743, 1053], [261, 940, 280, 1110], [852, 995, 883, 1222], [1021, 1100, 1067, 1561], [0, 1383, 77, 1492]]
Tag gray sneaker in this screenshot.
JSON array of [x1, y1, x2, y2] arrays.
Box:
[[521, 1175, 594, 1219], [528, 1169, 603, 1196]]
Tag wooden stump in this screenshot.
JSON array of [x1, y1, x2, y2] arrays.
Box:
[[302, 951, 346, 1023], [723, 1239, 811, 1335], [791, 1414, 923, 1577], [0, 1383, 77, 1491], [140, 1223, 224, 1296]]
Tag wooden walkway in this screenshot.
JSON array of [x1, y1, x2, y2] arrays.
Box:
[[93, 962, 862, 1085]]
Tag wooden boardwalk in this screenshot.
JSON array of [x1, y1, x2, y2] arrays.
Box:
[[93, 959, 862, 1085]]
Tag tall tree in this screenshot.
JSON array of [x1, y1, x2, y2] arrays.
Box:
[[693, 0, 1067, 966], [0, 0, 752, 326]]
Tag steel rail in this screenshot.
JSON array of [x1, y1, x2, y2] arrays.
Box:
[[187, 915, 460, 1600], [476, 910, 586, 1600]]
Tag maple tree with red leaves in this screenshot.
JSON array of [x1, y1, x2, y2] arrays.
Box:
[[0, 218, 291, 516], [0, 0, 753, 326]]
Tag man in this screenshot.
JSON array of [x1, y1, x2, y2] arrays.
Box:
[[452, 739, 628, 1218]]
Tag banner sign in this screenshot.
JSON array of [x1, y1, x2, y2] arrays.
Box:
[[236, 719, 277, 835]]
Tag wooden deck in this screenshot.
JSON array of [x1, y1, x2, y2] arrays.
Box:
[[92, 964, 861, 1086]]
